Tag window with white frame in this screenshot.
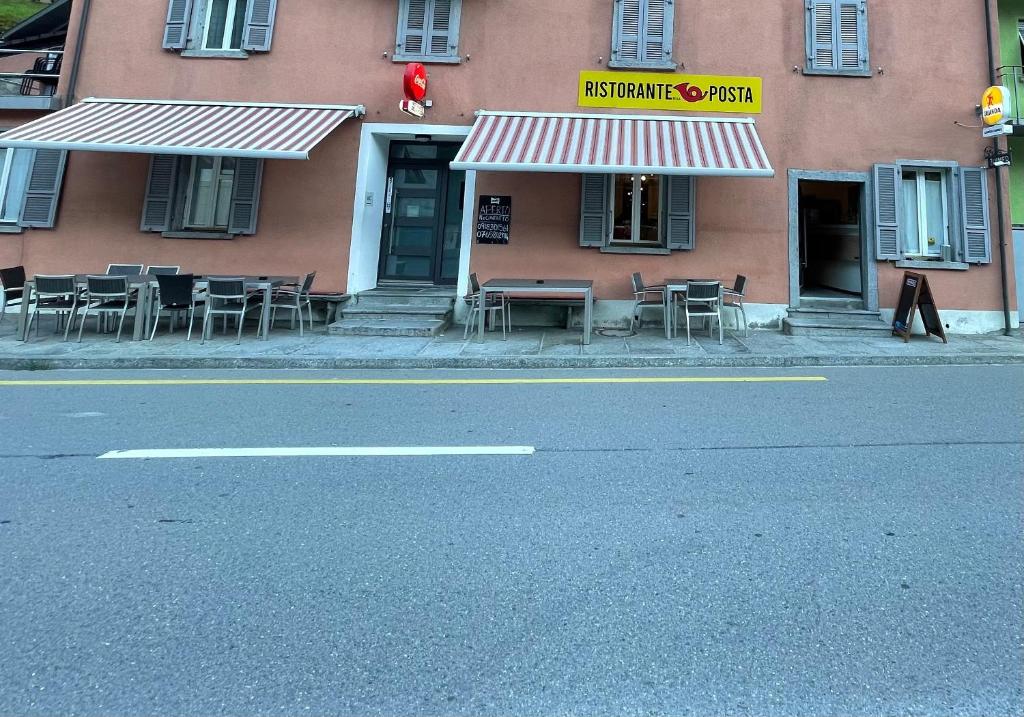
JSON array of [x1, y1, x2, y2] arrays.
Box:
[[612, 174, 661, 244], [162, 0, 278, 54], [580, 173, 694, 252], [900, 168, 950, 259], [184, 156, 237, 230], [201, 0, 247, 50], [141, 154, 263, 237], [0, 148, 31, 225]]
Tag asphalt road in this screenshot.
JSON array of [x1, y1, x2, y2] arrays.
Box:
[[0, 366, 1022, 716]]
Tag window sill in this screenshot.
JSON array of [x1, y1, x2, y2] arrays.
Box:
[[607, 60, 678, 71], [895, 259, 968, 271], [0, 224, 23, 234], [180, 48, 249, 59], [600, 245, 671, 255], [161, 231, 236, 240], [393, 53, 461, 65], [802, 67, 872, 77]]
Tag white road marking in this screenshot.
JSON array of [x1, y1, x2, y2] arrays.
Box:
[[98, 446, 536, 460]]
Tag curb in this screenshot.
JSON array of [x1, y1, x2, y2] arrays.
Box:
[[0, 353, 1022, 371]]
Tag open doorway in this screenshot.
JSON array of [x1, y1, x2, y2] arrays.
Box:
[[797, 180, 865, 304]]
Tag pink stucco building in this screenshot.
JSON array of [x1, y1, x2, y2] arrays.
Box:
[[0, 0, 1018, 334]]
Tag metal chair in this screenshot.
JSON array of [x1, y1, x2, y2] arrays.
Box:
[[723, 275, 748, 337], [25, 275, 78, 342], [145, 266, 181, 276], [106, 264, 144, 276], [201, 277, 260, 344], [463, 272, 507, 340], [629, 272, 666, 333], [269, 271, 316, 336], [150, 273, 201, 341], [77, 275, 134, 342], [676, 280, 722, 345], [0, 265, 26, 324]]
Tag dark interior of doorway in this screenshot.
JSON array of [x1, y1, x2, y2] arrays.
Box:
[[798, 180, 864, 300]]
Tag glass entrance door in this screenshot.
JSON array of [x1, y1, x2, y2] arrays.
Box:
[[378, 143, 464, 285]]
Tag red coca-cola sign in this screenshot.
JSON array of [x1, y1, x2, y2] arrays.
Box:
[[403, 62, 428, 102]]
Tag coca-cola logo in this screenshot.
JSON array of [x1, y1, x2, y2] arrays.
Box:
[[403, 63, 428, 102]]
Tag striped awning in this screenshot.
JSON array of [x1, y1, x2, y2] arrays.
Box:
[[0, 98, 366, 160], [451, 111, 773, 177]]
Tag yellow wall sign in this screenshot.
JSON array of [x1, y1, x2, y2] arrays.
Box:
[[578, 71, 762, 114], [982, 85, 1011, 126]]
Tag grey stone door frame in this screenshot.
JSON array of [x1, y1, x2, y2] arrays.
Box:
[[787, 169, 878, 311]]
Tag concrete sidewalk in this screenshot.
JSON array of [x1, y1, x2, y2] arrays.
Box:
[[2, 314, 1023, 369]]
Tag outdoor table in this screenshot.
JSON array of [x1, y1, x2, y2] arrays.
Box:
[[663, 279, 688, 339], [479, 279, 594, 344], [17, 274, 297, 342]]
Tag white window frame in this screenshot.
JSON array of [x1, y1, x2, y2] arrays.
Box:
[[201, 0, 243, 50], [901, 167, 951, 260], [0, 149, 16, 224], [609, 173, 663, 246], [182, 156, 235, 230]]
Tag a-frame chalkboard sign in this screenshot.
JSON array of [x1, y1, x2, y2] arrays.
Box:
[[892, 271, 948, 343]]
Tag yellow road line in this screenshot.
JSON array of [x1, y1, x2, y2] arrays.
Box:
[[0, 376, 827, 386]]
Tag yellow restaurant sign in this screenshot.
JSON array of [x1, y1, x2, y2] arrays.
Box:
[[579, 70, 762, 114], [982, 85, 1011, 126]]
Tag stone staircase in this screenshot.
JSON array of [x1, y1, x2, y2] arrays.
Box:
[[784, 296, 891, 336], [328, 285, 456, 337]]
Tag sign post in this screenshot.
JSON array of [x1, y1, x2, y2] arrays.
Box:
[[892, 271, 948, 343]]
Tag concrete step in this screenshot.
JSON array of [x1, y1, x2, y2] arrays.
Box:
[[798, 296, 865, 311], [358, 286, 458, 307], [354, 293, 456, 309], [328, 317, 448, 337], [784, 316, 892, 336], [344, 304, 453, 320], [789, 308, 882, 321]]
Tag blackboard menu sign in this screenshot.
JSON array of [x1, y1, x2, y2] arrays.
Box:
[[476, 195, 511, 245], [892, 271, 948, 343]]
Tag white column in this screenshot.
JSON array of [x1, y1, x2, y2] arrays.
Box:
[[454, 169, 477, 319]]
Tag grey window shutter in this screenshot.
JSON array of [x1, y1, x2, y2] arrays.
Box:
[[427, 0, 461, 57], [643, 0, 674, 65], [613, 0, 642, 64], [837, 0, 867, 72], [162, 0, 194, 50], [807, 1, 836, 71], [873, 163, 901, 261], [18, 150, 67, 229], [579, 174, 610, 247], [398, 0, 428, 56], [140, 155, 181, 232], [242, 0, 278, 52], [228, 158, 264, 235], [959, 166, 992, 264], [665, 176, 695, 250]]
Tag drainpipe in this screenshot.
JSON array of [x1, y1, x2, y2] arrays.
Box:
[[984, 0, 1014, 335], [64, 0, 93, 105]]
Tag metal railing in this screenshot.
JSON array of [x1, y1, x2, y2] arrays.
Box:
[[996, 65, 1024, 124], [0, 48, 63, 97]]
